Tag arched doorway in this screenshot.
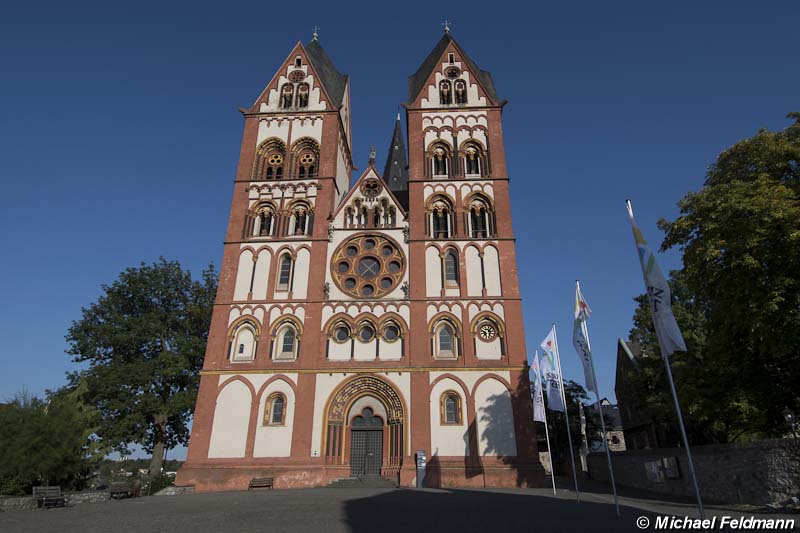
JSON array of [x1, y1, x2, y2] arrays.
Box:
[[349, 407, 383, 477], [323, 374, 406, 479]]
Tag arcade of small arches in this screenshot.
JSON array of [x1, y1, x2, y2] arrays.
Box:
[[426, 193, 496, 240], [252, 137, 320, 181], [344, 198, 399, 229], [243, 200, 315, 239], [425, 138, 490, 179]]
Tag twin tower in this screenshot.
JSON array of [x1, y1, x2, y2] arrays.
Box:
[[176, 31, 544, 491]]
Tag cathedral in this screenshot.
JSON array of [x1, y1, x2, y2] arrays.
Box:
[[176, 30, 544, 491]]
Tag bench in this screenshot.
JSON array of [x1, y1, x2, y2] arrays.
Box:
[[33, 486, 67, 509], [109, 482, 134, 499], [248, 477, 274, 490]]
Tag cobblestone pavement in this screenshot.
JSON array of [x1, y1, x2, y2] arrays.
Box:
[[0, 485, 795, 533]]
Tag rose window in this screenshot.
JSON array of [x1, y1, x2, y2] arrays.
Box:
[[300, 153, 315, 165], [268, 154, 283, 165], [331, 234, 405, 298]]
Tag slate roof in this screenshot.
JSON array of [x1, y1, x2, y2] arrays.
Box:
[[382, 115, 409, 210], [407, 33, 498, 104], [305, 39, 348, 107]]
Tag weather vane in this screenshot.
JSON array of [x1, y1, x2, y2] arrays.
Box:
[[442, 20, 451, 34], [312, 26, 320, 41]]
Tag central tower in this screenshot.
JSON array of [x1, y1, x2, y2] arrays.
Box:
[[178, 32, 544, 491]]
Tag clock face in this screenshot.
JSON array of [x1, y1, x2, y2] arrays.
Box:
[[479, 324, 496, 341], [331, 234, 405, 299]]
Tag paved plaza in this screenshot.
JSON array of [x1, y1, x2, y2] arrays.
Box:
[[2, 482, 795, 533]]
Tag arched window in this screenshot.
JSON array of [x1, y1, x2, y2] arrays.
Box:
[[291, 204, 312, 236], [274, 323, 299, 360], [280, 84, 294, 109], [429, 144, 450, 178], [433, 319, 459, 359], [252, 138, 285, 181], [292, 138, 319, 179], [468, 197, 494, 239], [382, 321, 401, 343], [264, 393, 286, 425], [429, 198, 453, 239], [229, 321, 258, 361], [454, 80, 467, 105], [295, 83, 309, 108], [440, 392, 462, 424], [444, 250, 459, 288], [463, 143, 484, 177], [439, 80, 452, 105], [253, 204, 276, 237], [276, 254, 293, 292], [357, 322, 376, 343]]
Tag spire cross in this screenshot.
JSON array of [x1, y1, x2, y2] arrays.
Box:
[[442, 20, 451, 33], [312, 26, 320, 40]]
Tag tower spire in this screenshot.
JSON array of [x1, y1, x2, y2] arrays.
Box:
[[442, 20, 451, 34], [312, 25, 319, 41]]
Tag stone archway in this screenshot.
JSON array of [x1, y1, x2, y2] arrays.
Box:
[[323, 374, 405, 476]]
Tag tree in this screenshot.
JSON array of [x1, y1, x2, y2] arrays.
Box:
[[67, 258, 217, 476], [654, 113, 800, 437], [539, 380, 610, 460], [0, 385, 105, 495]]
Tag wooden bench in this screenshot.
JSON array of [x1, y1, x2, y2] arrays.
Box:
[[248, 477, 274, 490], [33, 486, 67, 509], [109, 482, 134, 499]]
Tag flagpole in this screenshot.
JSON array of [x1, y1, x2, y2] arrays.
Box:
[[535, 350, 558, 496], [576, 281, 620, 517], [626, 199, 705, 520], [552, 323, 581, 503]]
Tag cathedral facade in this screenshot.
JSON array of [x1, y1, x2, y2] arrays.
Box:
[[177, 31, 544, 491]]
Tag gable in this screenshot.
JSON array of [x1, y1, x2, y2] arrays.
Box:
[[332, 167, 407, 228]]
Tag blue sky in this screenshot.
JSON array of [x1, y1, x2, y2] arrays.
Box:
[[1, 1, 798, 453]]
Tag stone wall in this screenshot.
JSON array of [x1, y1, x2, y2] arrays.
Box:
[[587, 438, 799, 505], [0, 490, 110, 513]]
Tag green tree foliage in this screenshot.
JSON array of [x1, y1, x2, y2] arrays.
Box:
[[0, 385, 105, 495], [627, 113, 800, 441], [66, 258, 217, 476]]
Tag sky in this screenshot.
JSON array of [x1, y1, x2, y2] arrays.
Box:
[[1, 2, 798, 457]]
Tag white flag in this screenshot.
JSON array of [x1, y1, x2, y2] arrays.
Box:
[[531, 351, 546, 422], [572, 283, 598, 393], [540, 327, 565, 412], [626, 201, 687, 356]]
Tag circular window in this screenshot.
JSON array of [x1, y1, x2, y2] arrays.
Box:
[[359, 326, 375, 342], [330, 234, 406, 298], [268, 154, 283, 165], [445, 67, 461, 78], [288, 70, 306, 82], [357, 257, 380, 279], [334, 326, 350, 343], [384, 324, 400, 342], [300, 153, 315, 165], [478, 323, 497, 341]]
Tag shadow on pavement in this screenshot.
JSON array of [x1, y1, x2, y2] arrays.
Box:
[[343, 488, 660, 533]]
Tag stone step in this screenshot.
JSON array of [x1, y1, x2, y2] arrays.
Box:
[[326, 476, 398, 488]]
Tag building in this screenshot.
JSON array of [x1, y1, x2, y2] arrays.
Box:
[[176, 30, 544, 491], [615, 338, 676, 450], [586, 398, 626, 453]]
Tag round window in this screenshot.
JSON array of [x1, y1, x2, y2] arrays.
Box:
[[359, 326, 375, 342], [330, 234, 405, 298], [384, 324, 399, 342], [334, 326, 350, 343]]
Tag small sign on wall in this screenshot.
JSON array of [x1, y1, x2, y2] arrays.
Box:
[[644, 460, 665, 482], [662, 456, 681, 479]]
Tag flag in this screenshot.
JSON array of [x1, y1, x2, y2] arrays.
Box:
[[540, 327, 565, 412], [626, 201, 687, 356], [531, 351, 546, 422], [572, 283, 598, 393]]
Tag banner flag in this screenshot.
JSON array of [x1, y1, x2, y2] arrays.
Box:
[[572, 283, 598, 393], [531, 351, 546, 422], [626, 201, 687, 356], [540, 327, 566, 412]]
